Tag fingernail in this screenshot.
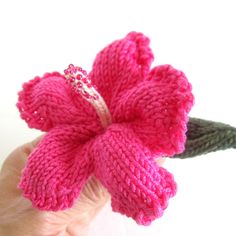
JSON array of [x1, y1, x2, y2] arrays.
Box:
[[21, 135, 45, 157], [31, 134, 45, 148]]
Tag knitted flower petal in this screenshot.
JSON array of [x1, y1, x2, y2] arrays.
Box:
[[17, 72, 99, 132], [89, 32, 154, 108], [19, 125, 93, 210], [92, 124, 177, 225], [113, 65, 194, 157]]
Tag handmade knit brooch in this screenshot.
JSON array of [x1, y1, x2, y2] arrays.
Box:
[[17, 32, 236, 225]]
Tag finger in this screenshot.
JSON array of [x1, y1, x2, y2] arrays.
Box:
[[0, 135, 44, 174], [156, 157, 166, 166], [20, 135, 44, 160], [0, 135, 45, 202], [79, 176, 110, 206]]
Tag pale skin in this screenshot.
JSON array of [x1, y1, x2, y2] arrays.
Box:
[[0, 137, 165, 236]]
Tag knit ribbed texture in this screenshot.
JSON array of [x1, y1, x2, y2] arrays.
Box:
[[175, 118, 236, 158], [17, 32, 194, 225]]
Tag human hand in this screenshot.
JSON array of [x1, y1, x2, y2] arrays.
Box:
[[0, 136, 110, 236], [0, 137, 165, 236]]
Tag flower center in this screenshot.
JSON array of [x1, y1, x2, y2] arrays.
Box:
[[64, 64, 112, 128]]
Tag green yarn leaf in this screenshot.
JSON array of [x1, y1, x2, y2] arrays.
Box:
[[174, 117, 236, 158]]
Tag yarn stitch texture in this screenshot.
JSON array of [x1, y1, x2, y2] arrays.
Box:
[[17, 32, 194, 225], [175, 118, 236, 158]]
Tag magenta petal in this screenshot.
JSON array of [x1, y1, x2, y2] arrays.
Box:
[[17, 72, 98, 132], [89, 32, 154, 108], [19, 125, 93, 211], [113, 64, 194, 156], [92, 124, 177, 225]]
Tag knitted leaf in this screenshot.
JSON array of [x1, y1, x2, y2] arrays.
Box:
[[175, 118, 236, 158]]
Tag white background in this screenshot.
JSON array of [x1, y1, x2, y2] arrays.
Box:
[[0, 0, 236, 235]]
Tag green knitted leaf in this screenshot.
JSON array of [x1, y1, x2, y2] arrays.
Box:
[[175, 118, 236, 158]]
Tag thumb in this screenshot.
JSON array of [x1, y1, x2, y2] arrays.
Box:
[[20, 135, 44, 160], [1, 135, 44, 174]]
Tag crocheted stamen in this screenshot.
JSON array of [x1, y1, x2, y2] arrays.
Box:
[[64, 64, 112, 128]]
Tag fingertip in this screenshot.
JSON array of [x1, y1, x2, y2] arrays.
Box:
[[31, 134, 45, 148], [21, 134, 45, 158], [155, 157, 166, 166]]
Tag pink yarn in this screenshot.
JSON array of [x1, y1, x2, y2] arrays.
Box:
[[17, 32, 194, 225]]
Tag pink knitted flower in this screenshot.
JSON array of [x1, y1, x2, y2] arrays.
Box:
[[17, 32, 194, 225]]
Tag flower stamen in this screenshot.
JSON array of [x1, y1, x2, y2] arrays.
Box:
[[64, 64, 112, 128]]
